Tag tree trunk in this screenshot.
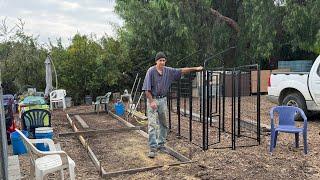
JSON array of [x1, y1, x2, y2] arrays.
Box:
[[210, 4, 239, 67]]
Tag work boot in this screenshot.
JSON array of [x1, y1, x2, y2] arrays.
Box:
[[148, 149, 156, 158]]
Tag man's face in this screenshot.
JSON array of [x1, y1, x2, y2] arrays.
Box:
[[156, 58, 166, 68]]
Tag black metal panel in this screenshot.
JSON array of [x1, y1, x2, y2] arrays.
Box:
[[167, 64, 261, 150]]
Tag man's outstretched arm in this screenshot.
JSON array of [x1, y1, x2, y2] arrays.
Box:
[[181, 66, 203, 75]]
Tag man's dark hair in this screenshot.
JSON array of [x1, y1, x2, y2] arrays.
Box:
[[155, 52, 167, 61]]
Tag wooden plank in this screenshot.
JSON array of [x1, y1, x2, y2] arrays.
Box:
[[74, 115, 89, 128], [108, 111, 148, 138], [240, 119, 270, 132], [67, 112, 192, 178], [102, 161, 193, 178], [8, 155, 21, 180], [58, 126, 142, 137], [68, 111, 98, 116], [163, 147, 190, 162], [66, 114, 107, 175], [108, 111, 191, 162], [178, 109, 218, 122]]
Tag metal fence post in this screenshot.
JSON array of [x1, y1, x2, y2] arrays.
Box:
[[257, 64, 261, 144], [189, 73, 192, 142], [0, 69, 9, 180], [177, 80, 181, 137]]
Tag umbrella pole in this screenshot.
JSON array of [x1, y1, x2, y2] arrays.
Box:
[[49, 55, 58, 89]]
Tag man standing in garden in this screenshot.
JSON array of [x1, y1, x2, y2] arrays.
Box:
[[142, 51, 203, 158]]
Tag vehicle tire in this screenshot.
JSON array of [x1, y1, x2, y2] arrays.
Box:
[[282, 93, 308, 121]]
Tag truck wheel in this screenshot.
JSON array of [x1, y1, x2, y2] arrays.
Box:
[[282, 93, 308, 121]]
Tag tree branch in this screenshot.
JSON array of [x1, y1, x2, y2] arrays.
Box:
[[210, 8, 240, 35]]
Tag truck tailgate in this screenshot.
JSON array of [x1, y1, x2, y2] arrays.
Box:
[[268, 72, 311, 99]]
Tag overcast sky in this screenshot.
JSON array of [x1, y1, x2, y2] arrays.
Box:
[[0, 0, 123, 46]]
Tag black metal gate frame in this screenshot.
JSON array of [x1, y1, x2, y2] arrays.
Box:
[[168, 64, 261, 151], [206, 65, 261, 150], [168, 74, 202, 148]]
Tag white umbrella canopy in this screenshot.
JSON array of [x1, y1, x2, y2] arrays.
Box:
[[44, 56, 53, 97]]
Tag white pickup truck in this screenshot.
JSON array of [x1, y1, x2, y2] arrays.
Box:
[[267, 55, 320, 115]]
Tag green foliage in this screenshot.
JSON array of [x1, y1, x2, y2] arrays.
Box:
[[116, 0, 319, 69], [0, 19, 131, 104], [282, 0, 320, 54], [50, 34, 129, 104], [1, 1, 319, 102], [0, 23, 47, 94], [241, 0, 278, 59], [115, 0, 230, 70], [241, 0, 319, 63]]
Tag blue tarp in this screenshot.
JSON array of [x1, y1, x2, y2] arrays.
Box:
[[20, 96, 46, 105]]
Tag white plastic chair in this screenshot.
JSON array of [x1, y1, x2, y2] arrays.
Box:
[[50, 89, 66, 111], [15, 129, 75, 180]]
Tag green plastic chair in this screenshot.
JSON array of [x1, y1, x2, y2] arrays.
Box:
[[21, 109, 51, 138], [94, 92, 112, 113]]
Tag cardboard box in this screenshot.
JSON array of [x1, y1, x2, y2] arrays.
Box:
[[251, 70, 271, 93], [224, 73, 251, 97]]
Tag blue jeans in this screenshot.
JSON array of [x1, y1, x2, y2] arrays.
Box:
[[147, 97, 168, 149]]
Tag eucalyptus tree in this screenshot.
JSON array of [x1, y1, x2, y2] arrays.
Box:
[[115, 0, 319, 70], [282, 0, 320, 55], [115, 0, 243, 69], [241, 0, 319, 65]]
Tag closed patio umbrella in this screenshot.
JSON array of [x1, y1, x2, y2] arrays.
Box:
[[44, 56, 53, 97]]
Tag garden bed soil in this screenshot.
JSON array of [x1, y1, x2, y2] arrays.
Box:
[[14, 95, 320, 179]]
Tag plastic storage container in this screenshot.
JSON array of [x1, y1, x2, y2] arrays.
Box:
[[11, 130, 28, 155], [115, 102, 125, 116], [65, 97, 72, 107], [85, 95, 92, 105], [35, 127, 53, 151]]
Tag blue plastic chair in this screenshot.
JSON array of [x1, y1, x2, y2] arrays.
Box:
[[270, 106, 308, 154]]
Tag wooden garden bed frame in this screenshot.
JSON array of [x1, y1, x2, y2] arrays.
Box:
[[65, 111, 193, 178]]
